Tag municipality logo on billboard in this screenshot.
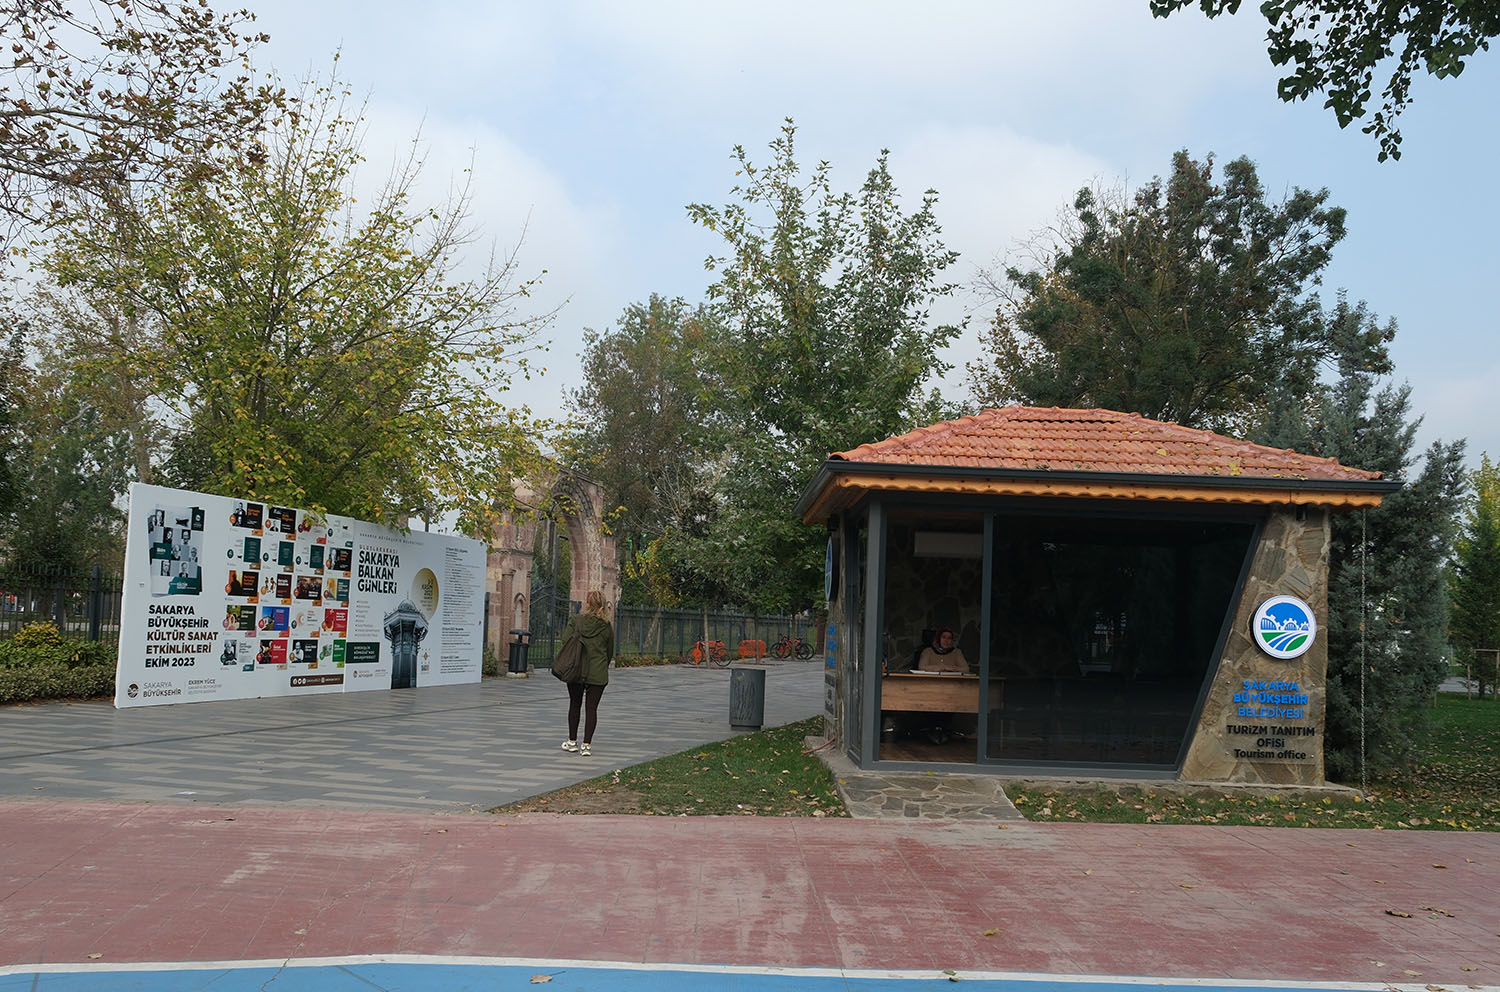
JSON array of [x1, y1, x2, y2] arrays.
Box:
[[1253, 595, 1317, 659]]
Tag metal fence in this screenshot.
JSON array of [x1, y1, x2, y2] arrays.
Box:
[[613, 605, 823, 661], [0, 563, 123, 641]]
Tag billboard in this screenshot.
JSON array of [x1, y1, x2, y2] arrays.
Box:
[[116, 483, 487, 708]]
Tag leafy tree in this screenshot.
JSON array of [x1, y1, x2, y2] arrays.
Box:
[[968, 151, 1351, 434], [41, 78, 553, 531], [20, 283, 164, 487], [1150, 1, 1500, 161], [565, 294, 726, 602], [685, 120, 961, 610], [1450, 454, 1500, 697], [0, 0, 280, 250], [1286, 303, 1467, 781], [2, 359, 128, 571], [0, 326, 21, 519]]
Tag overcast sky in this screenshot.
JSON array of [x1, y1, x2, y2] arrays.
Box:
[[230, 0, 1500, 468]]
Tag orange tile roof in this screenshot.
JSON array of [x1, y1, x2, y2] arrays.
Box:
[[832, 406, 1383, 482]]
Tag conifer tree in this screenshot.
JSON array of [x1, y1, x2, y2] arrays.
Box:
[[1450, 455, 1500, 698], [1290, 304, 1467, 779]]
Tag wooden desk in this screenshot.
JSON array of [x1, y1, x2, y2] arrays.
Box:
[[881, 673, 1004, 713]]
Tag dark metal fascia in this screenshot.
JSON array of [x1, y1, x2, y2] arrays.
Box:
[[796, 459, 1402, 517]]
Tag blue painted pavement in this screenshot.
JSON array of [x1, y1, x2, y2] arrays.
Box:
[[4, 960, 1492, 992]]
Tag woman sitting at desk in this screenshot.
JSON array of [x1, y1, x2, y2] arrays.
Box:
[[916, 627, 969, 673]]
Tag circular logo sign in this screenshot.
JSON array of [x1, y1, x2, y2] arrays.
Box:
[[411, 568, 439, 619], [1252, 595, 1317, 659]]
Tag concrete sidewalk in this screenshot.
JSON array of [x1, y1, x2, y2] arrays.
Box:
[[0, 662, 826, 812]]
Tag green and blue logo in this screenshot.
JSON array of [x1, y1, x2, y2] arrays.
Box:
[[1253, 595, 1316, 659]]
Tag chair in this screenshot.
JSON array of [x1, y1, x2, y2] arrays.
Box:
[[907, 628, 935, 671]]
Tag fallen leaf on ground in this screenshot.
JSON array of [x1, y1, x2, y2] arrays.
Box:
[[1403, 970, 1422, 977], [1180, 883, 1195, 889], [1420, 906, 1455, 917], [1385, 910, 1412, 918], [1433, 864, 1448, 869], [982, 928, 999, 936], [87, 953, 101, 960]]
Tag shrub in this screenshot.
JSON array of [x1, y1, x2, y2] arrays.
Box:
[[0, 639, 115, 670], [614, 654, 679, 669], [0, 662, 115, 704], [12, 622, 63, 648]]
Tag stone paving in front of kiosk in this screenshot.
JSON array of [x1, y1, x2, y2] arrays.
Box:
[[0, 664, 1495, 991]]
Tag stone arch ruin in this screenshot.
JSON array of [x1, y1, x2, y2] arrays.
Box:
[[484, 466, 619, 660]]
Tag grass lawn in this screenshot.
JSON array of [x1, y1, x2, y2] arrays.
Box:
[[494, 695, 1498, 830], [494, 716, 846, 817], [1009, 694, 1500, 830]]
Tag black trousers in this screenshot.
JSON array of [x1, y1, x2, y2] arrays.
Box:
[[567, 682, 606, 743]]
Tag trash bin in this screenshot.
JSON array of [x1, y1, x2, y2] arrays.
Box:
[[507, 629, 530, 675], [729, 666, 766, 731]]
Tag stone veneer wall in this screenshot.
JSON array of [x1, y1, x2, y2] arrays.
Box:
[[1179, 507, 1331, 785], [880, 522, 984, 669]]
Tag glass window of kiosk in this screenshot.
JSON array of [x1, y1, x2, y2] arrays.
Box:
[[877, 510, 985, 763], [984, 511, 1254, 767]]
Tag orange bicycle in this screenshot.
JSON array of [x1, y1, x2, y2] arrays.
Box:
[[689, 639, 730, 668], [771, 633, 814, 660]]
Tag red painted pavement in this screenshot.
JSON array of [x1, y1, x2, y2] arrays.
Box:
[[0, 801, 1495, 984]]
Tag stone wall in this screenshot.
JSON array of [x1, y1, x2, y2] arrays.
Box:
[[483, 469, 620, 661], [880, 522, 983, 670], [485, 507, 538, 661], [1179, 507, 1330, 785]]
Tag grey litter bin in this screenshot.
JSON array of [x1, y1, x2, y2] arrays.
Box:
[[729, 666, 766, 731], [507, 629, 530, 675]]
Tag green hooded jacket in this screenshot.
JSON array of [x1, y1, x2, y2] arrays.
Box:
[[562, 613, 614, 685]]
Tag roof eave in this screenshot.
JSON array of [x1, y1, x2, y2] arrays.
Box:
[[797, 460, 1401, 524]]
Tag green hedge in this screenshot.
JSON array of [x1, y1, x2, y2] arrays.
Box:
[[0, 639, 117, 703], [614, 654, 679, 669], [0, 662, 115, 703], [0, 639, 116, 670]]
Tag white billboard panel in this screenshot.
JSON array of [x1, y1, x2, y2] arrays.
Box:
[[116, 483, 487, 708]]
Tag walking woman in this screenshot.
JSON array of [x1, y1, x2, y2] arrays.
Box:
[[560, 589, 614, 756]]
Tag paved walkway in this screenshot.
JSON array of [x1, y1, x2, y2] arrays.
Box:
[[0, 661, 826, 812], [0, 663, 1497, 990]]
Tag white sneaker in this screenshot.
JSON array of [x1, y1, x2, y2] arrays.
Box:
[[579, 742, 592, 756], [561, 739, 578, 752]]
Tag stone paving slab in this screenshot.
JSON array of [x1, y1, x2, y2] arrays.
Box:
[[810, 737, 1027, 821], [0, 662, 827, 812]]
